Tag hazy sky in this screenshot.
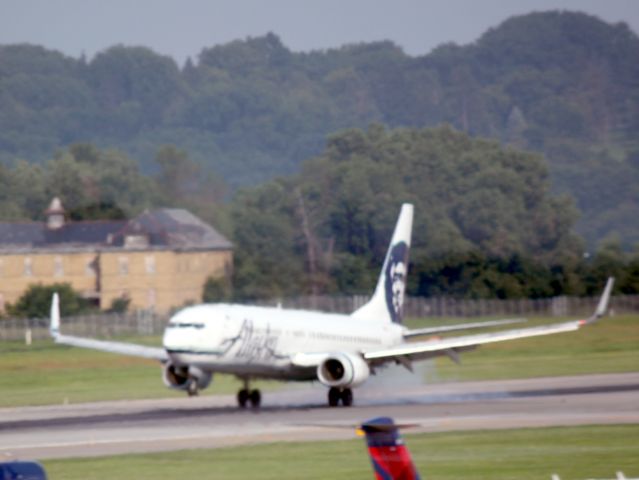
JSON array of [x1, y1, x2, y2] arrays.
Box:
[[1, 0, 638, 65]]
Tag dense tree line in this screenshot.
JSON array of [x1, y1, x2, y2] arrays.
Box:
[[229, 126, 638, 300], [0, 143, 229, 234], [5, 282, 132, 318], [6, 283, 91, 318], [0, 11, 637, 248]]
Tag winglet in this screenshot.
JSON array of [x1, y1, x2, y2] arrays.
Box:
[[50, 293, 60, 338], [587, 277, 615, 324]]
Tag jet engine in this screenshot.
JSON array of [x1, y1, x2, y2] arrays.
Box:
[[162, 362, 212, 393], [317, 352, 370, 388]]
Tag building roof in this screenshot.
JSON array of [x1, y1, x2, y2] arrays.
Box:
[[0, 208, 232, 254]]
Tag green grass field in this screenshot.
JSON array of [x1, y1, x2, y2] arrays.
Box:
[[41, 425, 639, 480], [412, 315, 639, 382], [0, 315, 637, 407], [0, 339, 279, 407]]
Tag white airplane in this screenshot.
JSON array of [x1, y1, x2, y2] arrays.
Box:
[[50, 204, 615, 408]]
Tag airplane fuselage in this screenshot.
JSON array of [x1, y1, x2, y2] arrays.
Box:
[[48, 201, 613, 408], [163, 304, 405, 380]]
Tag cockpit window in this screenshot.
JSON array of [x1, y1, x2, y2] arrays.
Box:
[[166, 322, 205, 329]]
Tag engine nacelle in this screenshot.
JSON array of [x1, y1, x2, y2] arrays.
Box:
[[317, 352, 370, 388], [162, 363, 212, 392]]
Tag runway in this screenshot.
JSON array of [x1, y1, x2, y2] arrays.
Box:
[[2, 372, 638, 460]]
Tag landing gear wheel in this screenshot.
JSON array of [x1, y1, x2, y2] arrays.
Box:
[[328, 387, 340, 407], [340, 388, 353, 407], [237, 388, 249, 408], [249, 389, 261, 408], [187, 382, 199, 397]]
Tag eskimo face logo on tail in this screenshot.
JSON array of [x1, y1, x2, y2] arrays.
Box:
[[384, 241, 409, 324]]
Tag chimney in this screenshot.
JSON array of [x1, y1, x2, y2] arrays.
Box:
[[45, 197, 65, 230]]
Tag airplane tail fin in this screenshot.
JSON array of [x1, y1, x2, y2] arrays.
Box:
[[351, 203, 413, 324], [359, 417, 421, 480], [50, 292, 60, 338]]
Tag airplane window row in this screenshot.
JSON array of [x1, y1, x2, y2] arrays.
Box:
[[166, 323, 205, 329], [309, 331, 381, 345]]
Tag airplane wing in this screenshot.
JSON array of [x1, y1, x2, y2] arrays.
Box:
[[364, 277, 614, 367], [50, 293, 168, 361], [366, 319, 583, 365], [52, 334, 168, 361], [403, 318, 526, 338]]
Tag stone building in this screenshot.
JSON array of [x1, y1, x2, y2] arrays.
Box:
[[0, 198, 233, 313]]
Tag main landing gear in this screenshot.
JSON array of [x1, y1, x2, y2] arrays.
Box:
[[328, 387, 353, 407], [237, 379, 261, 408], [187, 382, 199, 397]]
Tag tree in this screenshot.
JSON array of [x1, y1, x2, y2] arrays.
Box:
[[154, 145, 200, 200], [619, 248, 639, 294], [88, 45, 184, 130], [68, 201, 127, 221], [7, 283, 90, 318], [230, 125, 582, 298], [202, 276, 232, 303], [108, 296, 131, 313], [0, 14, 638, 248]]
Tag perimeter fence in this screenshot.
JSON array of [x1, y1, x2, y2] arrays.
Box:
[[1, 294, 638, 342], [254, 293, 639, 318], [0, 310, 168, 342]]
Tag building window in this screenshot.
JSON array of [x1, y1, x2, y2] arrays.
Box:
[[145, 255, 156, 274], [119, 256, 129, 276], [85, 258, 96, 277], [124, 234, 149, 249], [24, 257, 33, 277], [54, 256, 64, 277], [147, 288, 156, 309]]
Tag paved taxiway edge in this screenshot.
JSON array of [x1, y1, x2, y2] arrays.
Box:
[[2, 372, 638, 460]]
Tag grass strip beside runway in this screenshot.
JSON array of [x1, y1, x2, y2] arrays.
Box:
[[420, 314, 639, 382], [0, 340, 278, 407], [42, 424, 639, 480]]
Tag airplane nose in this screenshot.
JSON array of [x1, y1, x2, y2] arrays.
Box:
[[162, 325, 192, 350], [162, 328, 177, 349]]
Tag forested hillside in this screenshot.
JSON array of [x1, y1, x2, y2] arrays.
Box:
[[0, 11, 638, 247]]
